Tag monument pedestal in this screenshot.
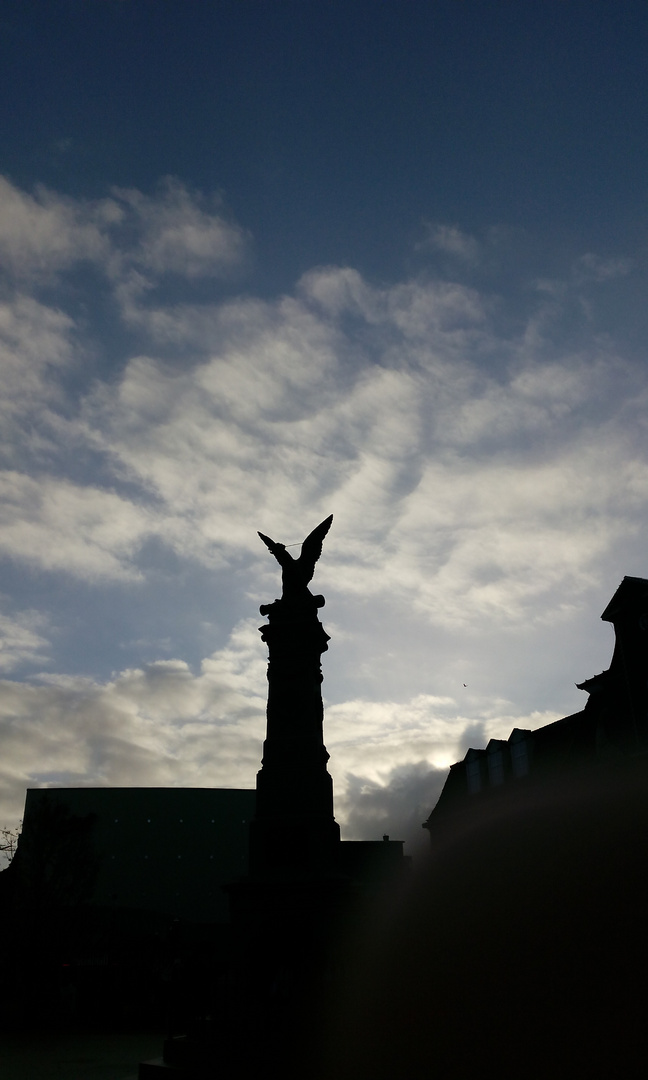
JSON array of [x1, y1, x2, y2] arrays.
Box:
[[249, 592, 340, 878]]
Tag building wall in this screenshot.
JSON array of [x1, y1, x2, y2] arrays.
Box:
[[20, 787, 255, 924]]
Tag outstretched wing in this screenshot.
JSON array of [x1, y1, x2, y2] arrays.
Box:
[[258, 530, 278, 554], [298, 514, 333, 583], [258, 530, 293, 571]]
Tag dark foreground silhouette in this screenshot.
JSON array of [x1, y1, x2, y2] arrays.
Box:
[[322, 756, 648, 1080]]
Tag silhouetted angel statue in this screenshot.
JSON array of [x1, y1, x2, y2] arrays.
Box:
[[258, 514, 333, 603]]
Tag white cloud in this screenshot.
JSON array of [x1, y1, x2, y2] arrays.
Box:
[[111, 177, 249, 279], [0, 176, 117, 280], [327, 694, 473, 778], [0, 174, 249, 289], [0, 610, 50, 673], [574, 252, 633, 283], [2, 248, 645, 633], [338, 761, 447, 855], [329, 702, 566, 855], [300, 266, 487, 348], [0, 472, 155, 580], [299, 266, 382, 320], [0, 295, 77, 460], [0, 619, 266, 827], [418, 223, 481, 263]]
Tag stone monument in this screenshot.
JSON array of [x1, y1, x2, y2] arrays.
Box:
[[140, 516, 403, 1078], [250, 514, 340, 875]]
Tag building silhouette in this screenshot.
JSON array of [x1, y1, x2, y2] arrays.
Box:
[[334, 576, 648, 1080], [1, 787, 255, 1029], [424, 575, 648, 838]]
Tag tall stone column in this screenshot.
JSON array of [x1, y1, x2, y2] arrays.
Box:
[[249, 517, 340, 876]]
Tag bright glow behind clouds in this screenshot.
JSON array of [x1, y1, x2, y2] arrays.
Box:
[[0, 175, 645, 856]]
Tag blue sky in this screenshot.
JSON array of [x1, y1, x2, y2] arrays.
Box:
[[1, 0, 648, 857]]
